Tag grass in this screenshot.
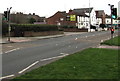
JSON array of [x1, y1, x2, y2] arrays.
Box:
[[11, 48, 119, 80], [101, 36, 120, 46]]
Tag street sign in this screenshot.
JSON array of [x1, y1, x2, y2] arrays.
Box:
[[70, 15, 76, 21]]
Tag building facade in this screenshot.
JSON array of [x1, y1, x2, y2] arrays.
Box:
[[0, 13, 2, 35], [46, 11, 67, 26], [71, 8, 96, 30], [118, 1, 120, 17], [95, 10, 106, 25], [47, 7, 97, 31]]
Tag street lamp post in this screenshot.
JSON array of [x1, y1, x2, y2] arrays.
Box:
[[89, 0, 91, 32], [7, 7, 12, 42]]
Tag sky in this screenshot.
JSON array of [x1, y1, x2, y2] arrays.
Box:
[[0, 0, 119, 17]]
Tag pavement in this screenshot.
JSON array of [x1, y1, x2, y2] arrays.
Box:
[[0, 32, 87, 44], [0, 34, 65, 44], [97, 45, 120, 50]]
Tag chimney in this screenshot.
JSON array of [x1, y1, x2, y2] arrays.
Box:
[[69, 9, 72, 13], [33, 13, 35, 15]]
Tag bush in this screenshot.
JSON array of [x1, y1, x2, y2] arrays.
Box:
[[2, 24, 59, 34], [61, 25, 77, 29]]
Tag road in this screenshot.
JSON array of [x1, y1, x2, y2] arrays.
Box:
[[1, 30, 119, 79]]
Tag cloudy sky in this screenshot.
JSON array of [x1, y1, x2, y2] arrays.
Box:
[[0, 0, 119, 17]]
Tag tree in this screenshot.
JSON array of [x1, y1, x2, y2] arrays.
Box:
[[29, 18, 36, 24]]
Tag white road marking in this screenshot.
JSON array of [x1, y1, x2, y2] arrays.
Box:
[[18, 61, 39, 74], [41, 53, 69, 62], [75, 38, 78, 40], [0, 74, 15, 79], [7, 46, 13, 47], [5, 48, 20, 54], [101, 40, 103, 42], [76, 46, 78, 48], [60, 53, 68, 55]]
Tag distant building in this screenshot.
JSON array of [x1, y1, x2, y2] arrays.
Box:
[[0, 13, 2, 35], [95, 10, 106, 25], [72, 7, 96, 30], [46, 11, 67, 26], [47, 7, 96, 31], [9, 12, 46, 24], [118, 1, 120, 17], [105, 14, 119, 25]]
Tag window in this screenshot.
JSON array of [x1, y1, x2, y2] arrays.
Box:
[[81, 22, 83, 25]]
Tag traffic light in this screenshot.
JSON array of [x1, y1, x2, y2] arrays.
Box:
[[4, 11, 7, 19], [111, 8, 117, 19], [4, 11, 10, 21]]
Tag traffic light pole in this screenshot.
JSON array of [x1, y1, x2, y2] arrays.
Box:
[[108, 4, 114, 38], [7, 7, 12, 42]]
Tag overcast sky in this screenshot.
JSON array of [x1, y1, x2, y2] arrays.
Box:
[[0, 0, 119, 17]]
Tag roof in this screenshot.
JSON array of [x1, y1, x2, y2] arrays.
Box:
[[48, 11, 67, 19], [68, 8, 93, 17], [73, 7, 93, 13]]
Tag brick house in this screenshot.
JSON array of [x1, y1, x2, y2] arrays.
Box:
[[95, 10, 106, 25], [46, 11, 67, 26]]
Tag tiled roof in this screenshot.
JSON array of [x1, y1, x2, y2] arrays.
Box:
[[73, 7, 93, 13]]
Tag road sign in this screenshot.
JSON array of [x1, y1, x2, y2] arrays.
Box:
[[70, 15, 76, 21]]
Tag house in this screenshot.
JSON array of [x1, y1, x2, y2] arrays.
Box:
[[9, 12, 46, 24], [46, 11, 67, 26], [70, 7, 96, 31], [67, 8, 89, 29], [47, 7, 96, 32], [95, 10, 106, 25]]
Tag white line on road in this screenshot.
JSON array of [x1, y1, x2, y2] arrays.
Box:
[[7, 46, 13, 47], [5, 48, 20, 54], [75, 38, 78, 40], [41, 53, 69, 62], [0, 74, 15, 79], [60, 53, 68, 55], [18, 61, 39, 74], [101, 40, 103, 42]]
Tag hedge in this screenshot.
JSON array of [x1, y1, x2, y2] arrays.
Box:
[[2, 24, 59, 34], [61, 25, 78, 29]]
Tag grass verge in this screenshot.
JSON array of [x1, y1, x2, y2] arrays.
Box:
[[11, 48, 119, 80], [101, 36, 120, 46]]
